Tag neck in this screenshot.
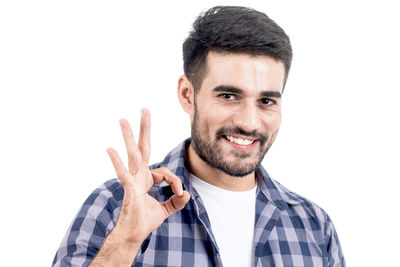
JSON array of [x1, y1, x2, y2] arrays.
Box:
[[186, 143, 256, 191]]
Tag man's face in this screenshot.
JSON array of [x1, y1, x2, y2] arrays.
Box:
[[190, 52, 285, 177]]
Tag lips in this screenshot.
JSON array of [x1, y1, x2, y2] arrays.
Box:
[[216, 126, 267, 153], [222, 134, 259, 152], [224, 135, 255, 145]]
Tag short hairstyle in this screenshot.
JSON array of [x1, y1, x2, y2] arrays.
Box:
[[183, 6, 293, 92]]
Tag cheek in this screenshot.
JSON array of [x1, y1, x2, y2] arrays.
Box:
[[263, 112, 282, 132], [198, 105, 230, 129], [263, 114, 281, 147]]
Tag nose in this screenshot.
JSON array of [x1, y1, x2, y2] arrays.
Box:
[[232, 102, 261, 132]]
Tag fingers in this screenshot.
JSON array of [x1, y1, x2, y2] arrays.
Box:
[[106, 148, 129, 185], [151, 167, 184, 196], [151, 168, 190, 217], [162, 191, 190, 218], [120, 118, 141, 174], [138, 109, 151, 164]]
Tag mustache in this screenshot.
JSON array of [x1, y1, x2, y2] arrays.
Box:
[[216, 127, 268, 143]]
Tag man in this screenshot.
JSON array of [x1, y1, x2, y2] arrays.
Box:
[[53, 6, 345, 267]]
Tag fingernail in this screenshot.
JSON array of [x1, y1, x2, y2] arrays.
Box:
[[119, 119, 126, 128]]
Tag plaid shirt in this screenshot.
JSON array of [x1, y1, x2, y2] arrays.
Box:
[[53, 139, 345, 267]]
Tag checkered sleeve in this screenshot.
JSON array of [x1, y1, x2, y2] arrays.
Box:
[[324, 212, 345, 267], [52, 179, 123, 267]]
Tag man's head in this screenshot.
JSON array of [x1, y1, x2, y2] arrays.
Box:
[[183, 6, 292, 93], [178, 6, 291, 177]]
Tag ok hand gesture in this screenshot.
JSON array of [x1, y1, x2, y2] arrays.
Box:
[[90, 109, 190, 266]]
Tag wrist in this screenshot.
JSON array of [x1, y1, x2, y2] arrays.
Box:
[[89, 226, 142, 267], [107, 225, 143, 254]]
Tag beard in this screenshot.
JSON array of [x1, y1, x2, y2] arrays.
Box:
[[191, 105, 273, 177]]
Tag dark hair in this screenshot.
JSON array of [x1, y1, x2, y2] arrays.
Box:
[[183, 6, 293, 92]]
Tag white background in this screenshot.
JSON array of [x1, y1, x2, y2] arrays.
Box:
[[1, 0, 399, 266]]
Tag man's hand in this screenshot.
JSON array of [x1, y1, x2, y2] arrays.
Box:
[[90, 109, 190, 266]]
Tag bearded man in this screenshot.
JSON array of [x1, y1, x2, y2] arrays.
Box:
[[53, 6, 345, 267]]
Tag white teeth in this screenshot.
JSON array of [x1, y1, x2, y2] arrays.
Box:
[[226, 136, 254, 145]]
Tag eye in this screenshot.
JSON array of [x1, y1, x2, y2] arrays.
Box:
[[260, 98, 276, 106], [219, 93, 237, 101]]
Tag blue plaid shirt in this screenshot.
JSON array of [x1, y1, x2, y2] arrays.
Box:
[[53, 139, 345, 267]]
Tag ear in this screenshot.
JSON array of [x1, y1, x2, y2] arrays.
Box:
[[177, 75, 195, 115]]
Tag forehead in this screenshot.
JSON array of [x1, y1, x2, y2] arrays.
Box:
[[200, 52, 285, 94]]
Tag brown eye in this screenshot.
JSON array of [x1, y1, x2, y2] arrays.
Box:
[[219, 94, 236, 100], [260, 98, 275, 105]]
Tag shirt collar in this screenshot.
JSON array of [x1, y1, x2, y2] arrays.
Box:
[[157, 138, 303, 209]]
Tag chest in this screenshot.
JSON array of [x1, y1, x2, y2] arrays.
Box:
[[132, 203, 328, 267]]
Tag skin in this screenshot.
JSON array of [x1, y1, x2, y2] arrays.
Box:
[[90, 52, 285, 266], [179, 52, 285, 191]]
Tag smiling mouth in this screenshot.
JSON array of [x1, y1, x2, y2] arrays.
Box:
[[223, 135, 256, 145]]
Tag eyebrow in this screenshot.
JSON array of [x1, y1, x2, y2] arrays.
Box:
[[213, 85, 281, 98], [261, 91, 281, 98]]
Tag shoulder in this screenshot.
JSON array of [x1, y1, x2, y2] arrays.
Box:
[[263, 179, 345, 265], [52, 179, 125, 266], [273, 179, 332, 225], [85, 178, 124, 207], [69, 178, 126, 229], [271, 179, 344, 252]]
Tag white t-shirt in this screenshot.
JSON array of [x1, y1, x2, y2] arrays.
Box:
[[191, 175, 257, 267]]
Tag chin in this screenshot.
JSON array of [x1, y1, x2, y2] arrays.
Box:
[[218, 163, 259, 177], [216, 156, 261, 177]]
